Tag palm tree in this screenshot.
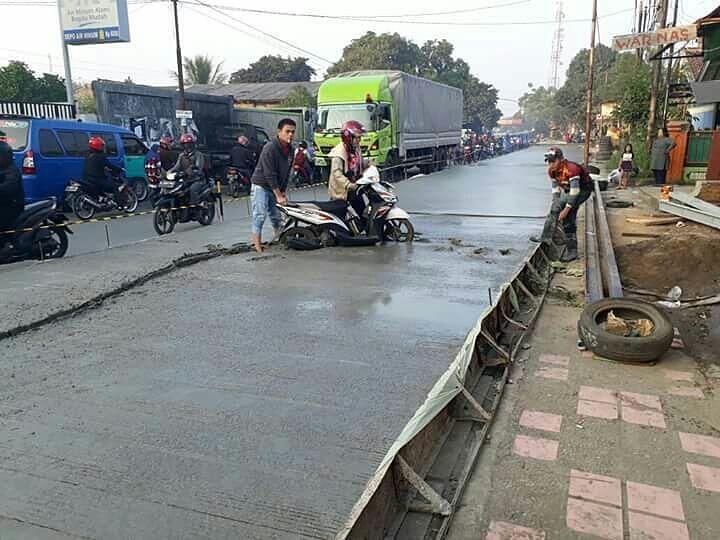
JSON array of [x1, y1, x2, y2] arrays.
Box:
[[175, 55, 227, 85]]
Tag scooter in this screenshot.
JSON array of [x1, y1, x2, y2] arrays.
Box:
[[0, 197, 72, 264], [152, 170, 216, 235], [276, 166, 414, 247]]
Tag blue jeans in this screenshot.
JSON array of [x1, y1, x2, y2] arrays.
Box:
[[251, 184, 281, 235]]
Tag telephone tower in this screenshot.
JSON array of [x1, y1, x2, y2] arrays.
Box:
[[548, 1, 565, 89]]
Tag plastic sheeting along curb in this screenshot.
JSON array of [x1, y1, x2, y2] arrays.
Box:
[[336, 241, 552, 539]]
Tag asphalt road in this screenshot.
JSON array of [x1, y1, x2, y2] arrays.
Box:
[[0, 146, 553, 539]]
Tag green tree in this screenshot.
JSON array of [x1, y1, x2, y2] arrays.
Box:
[[463, 78, 502, 131], [326, 32, 421, 76], [75, 83, 96, 114], [418, 39, 470, 89], [230, 55, 315, 83], [519, 85, 559, 134], [279, 86, 316, 108], [601, 53, 652, 128], [0, 61, 65, 102], [177, 55, 227, 85]]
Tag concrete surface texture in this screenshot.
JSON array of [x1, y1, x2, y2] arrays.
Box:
[[448, 257, 720, 540], [1, 148, 552, 539]]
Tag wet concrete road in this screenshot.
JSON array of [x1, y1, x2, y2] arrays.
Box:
[[0, 147, 553, 539]]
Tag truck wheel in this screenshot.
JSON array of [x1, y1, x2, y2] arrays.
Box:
[[577, 298, 674, 363]]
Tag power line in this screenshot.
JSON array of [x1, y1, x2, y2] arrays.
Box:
[[189, 0, 333, 65]]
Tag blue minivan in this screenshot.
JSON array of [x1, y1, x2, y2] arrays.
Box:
[[0, 117, 149, 205]]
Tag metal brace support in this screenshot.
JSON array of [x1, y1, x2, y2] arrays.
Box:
[[507, 283, 520, 312], [536, 244, 553, 268], [515, 277, 539, 307], [525, 259, 545, 284], [395, 455, 452, 516], [500, 302, 528, 331], [479, 329, 511, 362], [459, 385, 492, 421]]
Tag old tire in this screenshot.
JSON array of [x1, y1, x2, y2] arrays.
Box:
[[577, 298, 674, 363]]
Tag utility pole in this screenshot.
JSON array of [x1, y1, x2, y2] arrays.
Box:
[[583, 0, 598, 166], [662, 0, 680, 120], [172, 0, 186, 110], [646, 0, 668, 151], [56, 1, 74, 104]]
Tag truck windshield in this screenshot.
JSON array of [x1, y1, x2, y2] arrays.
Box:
[[0, 118, 30, 151], [317, 105, 374, 132]]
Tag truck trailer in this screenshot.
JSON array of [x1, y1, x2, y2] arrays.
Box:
[[313, 70, 463, 178]]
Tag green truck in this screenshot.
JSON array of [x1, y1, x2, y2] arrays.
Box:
[[313, 70, 463, 178]]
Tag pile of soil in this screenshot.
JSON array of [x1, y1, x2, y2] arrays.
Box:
[[616, 234, 720, 298]]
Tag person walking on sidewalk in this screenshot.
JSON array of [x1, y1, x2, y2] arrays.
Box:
[[618, 143, 634, 190], [250, 118, 296, 253], [650, 128, 676, 186], [531, 147, 594, 262]]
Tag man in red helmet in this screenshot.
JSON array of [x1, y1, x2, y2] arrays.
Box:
[[328, 120, 367, 218], [532, 146, 593, 262], [83, 136, 124, 197]]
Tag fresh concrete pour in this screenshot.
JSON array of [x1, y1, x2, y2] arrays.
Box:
[[0, 147, 552, 539]]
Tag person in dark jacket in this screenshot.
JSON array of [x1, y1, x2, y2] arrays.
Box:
[[157, 136, 178, 171], [83, 136, 124, 196], [250, 118, 295, 253], [0, 140, 24, 232], [230, 135, 255, 177], [169, 133, 207, 205]]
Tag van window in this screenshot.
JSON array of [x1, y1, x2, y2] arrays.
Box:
[[121, 135, 147, 156], [57, 130, 89, 157], [0, 118, 30, 151], [38, 129, 64, 157], [92, 132, 118, 156]]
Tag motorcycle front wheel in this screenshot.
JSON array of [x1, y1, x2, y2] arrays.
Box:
[[73, 194, 96, 220], [383, 218, 414, 243], [132, 179, 149, 202], [197, 201, 215, 226], [153, 207, 176, 235], [121, 189, 139, 213]]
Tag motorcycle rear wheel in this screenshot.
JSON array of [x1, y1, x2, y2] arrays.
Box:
[[122, 189, 139, 213], [73, 195, 96, 220], [280, 226, 317, 246], [39, 228, 69, 259], [153, 207, 176, 235]]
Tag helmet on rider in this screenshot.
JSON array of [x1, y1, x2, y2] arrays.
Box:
[[0, 140, 13, 168], [88, 136, 105, 153], [159, 136, 173, 149], [341, 120, 365, 152], [543, 146, 564, 163], [237, 135, 249, 146], [180, 133, 196, 153], [298, 140, 308, 150]]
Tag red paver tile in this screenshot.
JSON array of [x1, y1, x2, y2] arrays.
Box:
[[687, 463, 720, 493], [486, 520, 546, 540], [577, 398, 619, 420], [662, 369, 694, 382], [536, 366, 568, 381], [626, 481, 685, 521], [519, 410, 563, 433], [512, 435, 559, 461], [628, 511, 690, 540], [579, 385, 617, 404], [569, 469, 622, 507], [566, 497, 623, 540], [669, 387, 704, 399], [619, 391, 662, 411], [538, 353, 569, 367], [679, 432, 720, 459], [620, 406, 667, 429]]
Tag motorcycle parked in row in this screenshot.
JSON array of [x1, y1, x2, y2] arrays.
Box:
[[277, 166, 413, 247], [152, 170, 216, 235], [65, 172, 139, 221], [0, 197, 72, 264], [226, 166, 251, 197]]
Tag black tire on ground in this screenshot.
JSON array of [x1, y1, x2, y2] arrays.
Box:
[[280, 226, 317, 246], [42, 228, 69, 259], [198, 201, 215, 226], [383, 218, 414, 243], [153, 207, 176, 235], [131, 178, 149, 202], [577, 298, 674, 363], [73, 194, 95, 220], [122, 189, 139, 213]]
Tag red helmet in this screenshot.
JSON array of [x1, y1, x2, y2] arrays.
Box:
[[341, 120, 365, 149], [159, 136, 173, 149], [88, 136, 105, 152], [180, 133, 196, 145]]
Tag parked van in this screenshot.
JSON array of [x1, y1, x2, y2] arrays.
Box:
[[0, 117, 149, 205]]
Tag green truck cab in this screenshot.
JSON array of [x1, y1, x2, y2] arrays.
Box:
[[313, 71, 463, 178]]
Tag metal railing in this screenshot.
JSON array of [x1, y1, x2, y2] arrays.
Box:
[[0, 101, 76, 120]]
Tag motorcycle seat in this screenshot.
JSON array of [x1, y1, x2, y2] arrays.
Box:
[[294, 200, 347, 218], [14, 198, 55, 226]]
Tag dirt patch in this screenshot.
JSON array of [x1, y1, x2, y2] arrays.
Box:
[[616, 234, 720, 298]]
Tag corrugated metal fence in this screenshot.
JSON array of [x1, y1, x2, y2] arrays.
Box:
[[0, 101, 76, 120]]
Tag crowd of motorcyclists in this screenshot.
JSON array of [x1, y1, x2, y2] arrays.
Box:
[[456, 131, 531, 164]]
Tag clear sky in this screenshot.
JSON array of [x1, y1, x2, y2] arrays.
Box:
[[1, 0, 714, 114]]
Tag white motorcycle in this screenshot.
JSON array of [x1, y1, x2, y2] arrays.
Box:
[[277, 166, 414, 247]]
